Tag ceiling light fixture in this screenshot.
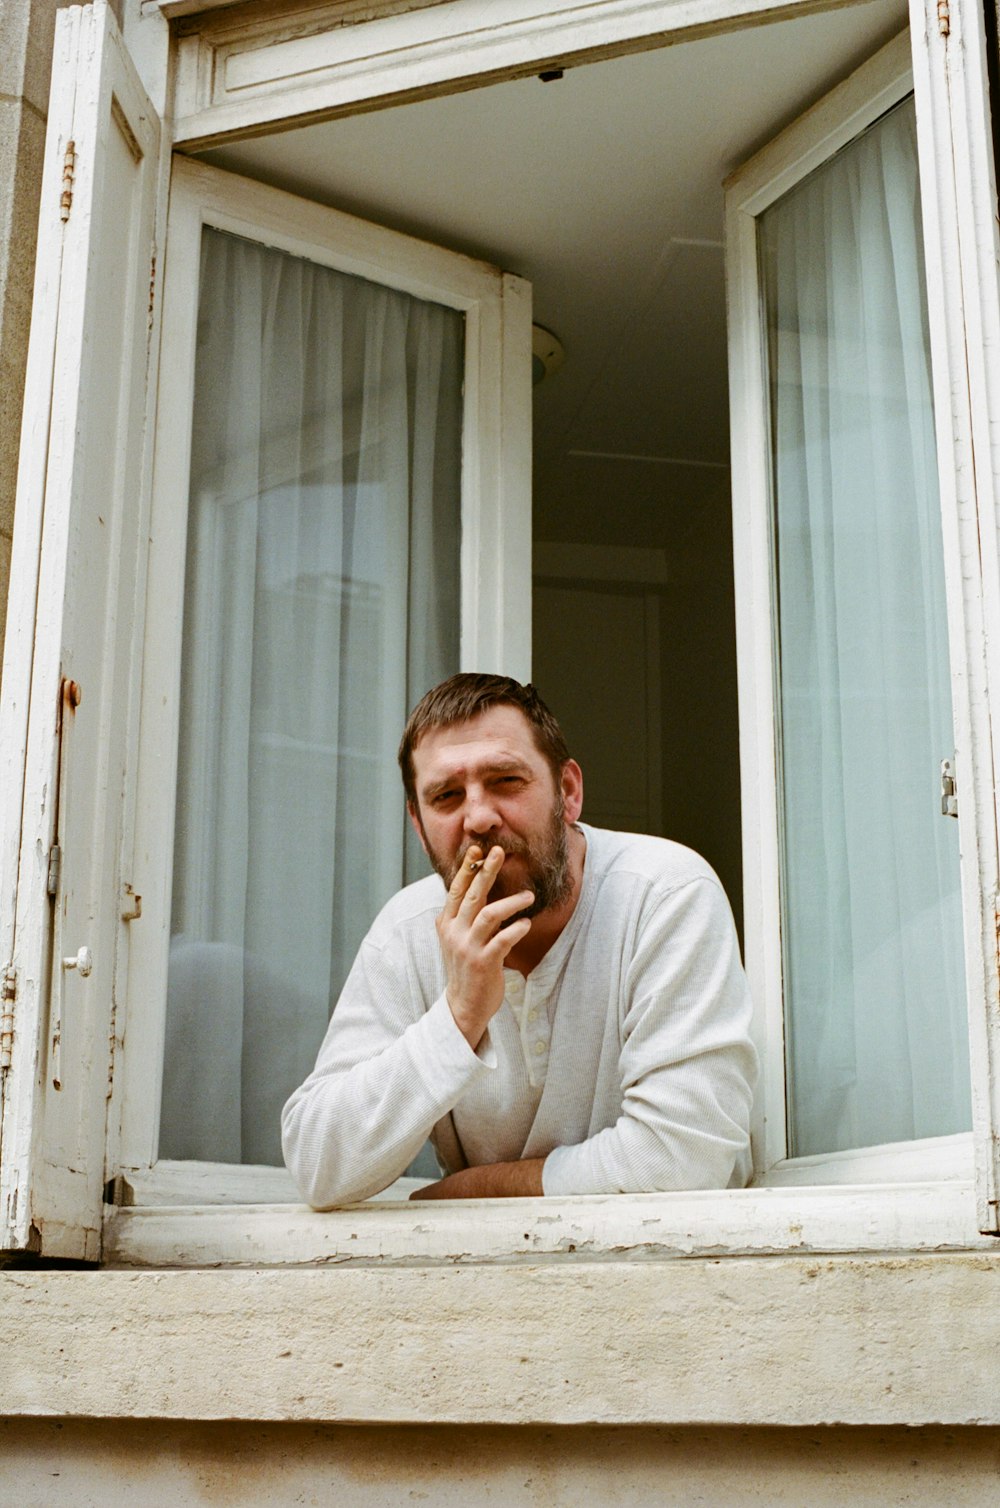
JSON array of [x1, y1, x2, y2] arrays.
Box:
[[532, 324, 566, 386]]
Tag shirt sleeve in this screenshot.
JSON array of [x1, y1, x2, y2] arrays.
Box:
[[541, 876, 758, 1196], [281, 933, 496, 1208]]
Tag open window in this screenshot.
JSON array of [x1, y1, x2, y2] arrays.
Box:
[[110, 156, 531, 1202], [4, 0, 1000, 1262], [728, 35, 974, 1185], [727, 24, 1000, 1219]]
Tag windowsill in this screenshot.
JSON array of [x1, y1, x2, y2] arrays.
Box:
[[5, 1174, 998, 1425], [4, 1241, 1000, 1425], [103, 1177, 996, 1268], [755, 1130, 974, 1187]]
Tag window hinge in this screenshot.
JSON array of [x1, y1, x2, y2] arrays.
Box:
[[1, 966, 16, 1073], [60, 139, 76, 223], [941, 757, 958, 817], [937, 0, 950, 36], [46, 843, 61, 898]]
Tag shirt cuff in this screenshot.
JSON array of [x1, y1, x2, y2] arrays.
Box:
[[540, 1142, 577, 1197]]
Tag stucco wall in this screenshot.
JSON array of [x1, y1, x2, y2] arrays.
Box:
[[1, 1420, 999, 1506], [0, 0, 59, 671]]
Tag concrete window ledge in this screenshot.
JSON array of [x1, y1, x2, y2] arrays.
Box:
[[2, 1251, 999, 1425]]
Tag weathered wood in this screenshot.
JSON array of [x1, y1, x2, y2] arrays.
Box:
[[103, 1180, 995, 1268], [168, 0, 863, 149], [0, 1, 162, 1259]]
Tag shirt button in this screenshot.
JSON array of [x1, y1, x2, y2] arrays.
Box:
[[534, 1040, 547, 1055], [527, 1009, 538, 1022]]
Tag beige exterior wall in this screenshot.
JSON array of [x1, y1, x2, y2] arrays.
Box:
[[0, 0, 59, 671], [2, 1419, 999, 1506]]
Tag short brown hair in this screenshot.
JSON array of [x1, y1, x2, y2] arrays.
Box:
[[398, 673, 571, 808]]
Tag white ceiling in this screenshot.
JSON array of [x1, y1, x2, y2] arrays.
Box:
[[201, 0, 908, 547]]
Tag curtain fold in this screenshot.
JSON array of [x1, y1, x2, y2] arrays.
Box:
[[161, 228, 463, 1165], [760, 96, 971, 1157]]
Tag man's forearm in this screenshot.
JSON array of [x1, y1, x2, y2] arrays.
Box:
[[409, 1157, 545, 1200]]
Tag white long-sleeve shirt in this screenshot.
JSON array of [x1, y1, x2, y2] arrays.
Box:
[[281, 824, 757, 1206]]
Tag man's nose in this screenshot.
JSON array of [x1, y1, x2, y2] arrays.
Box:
[[463, 788, 502, 837]]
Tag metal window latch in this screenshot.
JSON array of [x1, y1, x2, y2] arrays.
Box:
[[941, 757, 958, 818]]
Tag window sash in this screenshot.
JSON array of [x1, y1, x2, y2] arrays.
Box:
[[0, 0, 163, 1259], [109, 157, 531, 1188], [726, 24, 1000, 1218]]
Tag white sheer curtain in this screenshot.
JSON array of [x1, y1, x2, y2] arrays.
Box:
[[160, 228, 463, 1165], [760, 96, 971, 1157]]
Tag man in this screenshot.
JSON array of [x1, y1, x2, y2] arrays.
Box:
[[282, 674, 757, 1205]]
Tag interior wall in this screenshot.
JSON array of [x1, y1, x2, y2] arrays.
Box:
[[533, 457, 743, 935], [2, 1419, 998, 1506]]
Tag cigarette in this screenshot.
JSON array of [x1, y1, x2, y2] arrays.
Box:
[[468, 859, 484, 872]]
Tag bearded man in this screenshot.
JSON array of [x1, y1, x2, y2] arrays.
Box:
[[282, 673, 757, 1205]]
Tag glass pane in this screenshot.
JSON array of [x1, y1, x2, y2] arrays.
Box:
[[159, 227, 463, 1165], [759, 96, 971, 1158]]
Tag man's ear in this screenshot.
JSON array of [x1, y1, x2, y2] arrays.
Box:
[[560, 759, 584, 824], [407, 802, 429, 855]]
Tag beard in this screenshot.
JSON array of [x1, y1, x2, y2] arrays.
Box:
[[423, 801, 573, 921]]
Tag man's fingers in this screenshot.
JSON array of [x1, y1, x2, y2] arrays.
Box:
[[440, 844, 484, 917], [456, 844, 505, 918], [471, 888, 535, 939], [491, 916, 533, 959]]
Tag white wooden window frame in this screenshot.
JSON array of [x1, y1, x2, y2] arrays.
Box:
[[724, 31, 990, 1195], [107, 153, 532, 1189], [0, 0, 165, 1260], [3, 0, 1000, 1264]]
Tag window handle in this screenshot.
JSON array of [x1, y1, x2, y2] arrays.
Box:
[[61, 946, 93, 977]]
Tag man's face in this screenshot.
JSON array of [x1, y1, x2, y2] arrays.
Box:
[[409, 705, 580, 919]]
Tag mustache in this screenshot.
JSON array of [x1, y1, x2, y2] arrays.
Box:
[[458, 834, 531, 865]]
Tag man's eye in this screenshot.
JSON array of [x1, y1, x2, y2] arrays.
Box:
[[432, 790, 459, 805]]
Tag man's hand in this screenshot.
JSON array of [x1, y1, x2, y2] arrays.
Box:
[[437, 844, 534, 1049], [409, 1158, 545, 1199]]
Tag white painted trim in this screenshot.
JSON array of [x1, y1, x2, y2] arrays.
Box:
[[103, 1180, 994, 1269], [460, 268, 533, 678], [757, 1130, 973, 1187], [116, 1160, 431, 1205], [114, 154, 530, 1173], [0, 6, 80, 1033], [725, 30, 914, 212], [1, 1, 162, 1259], [906, 0, 1000, 1235], [725, 32, 922, 1175], [147, 0, 244, 15], [168, 0, 867, 149]]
